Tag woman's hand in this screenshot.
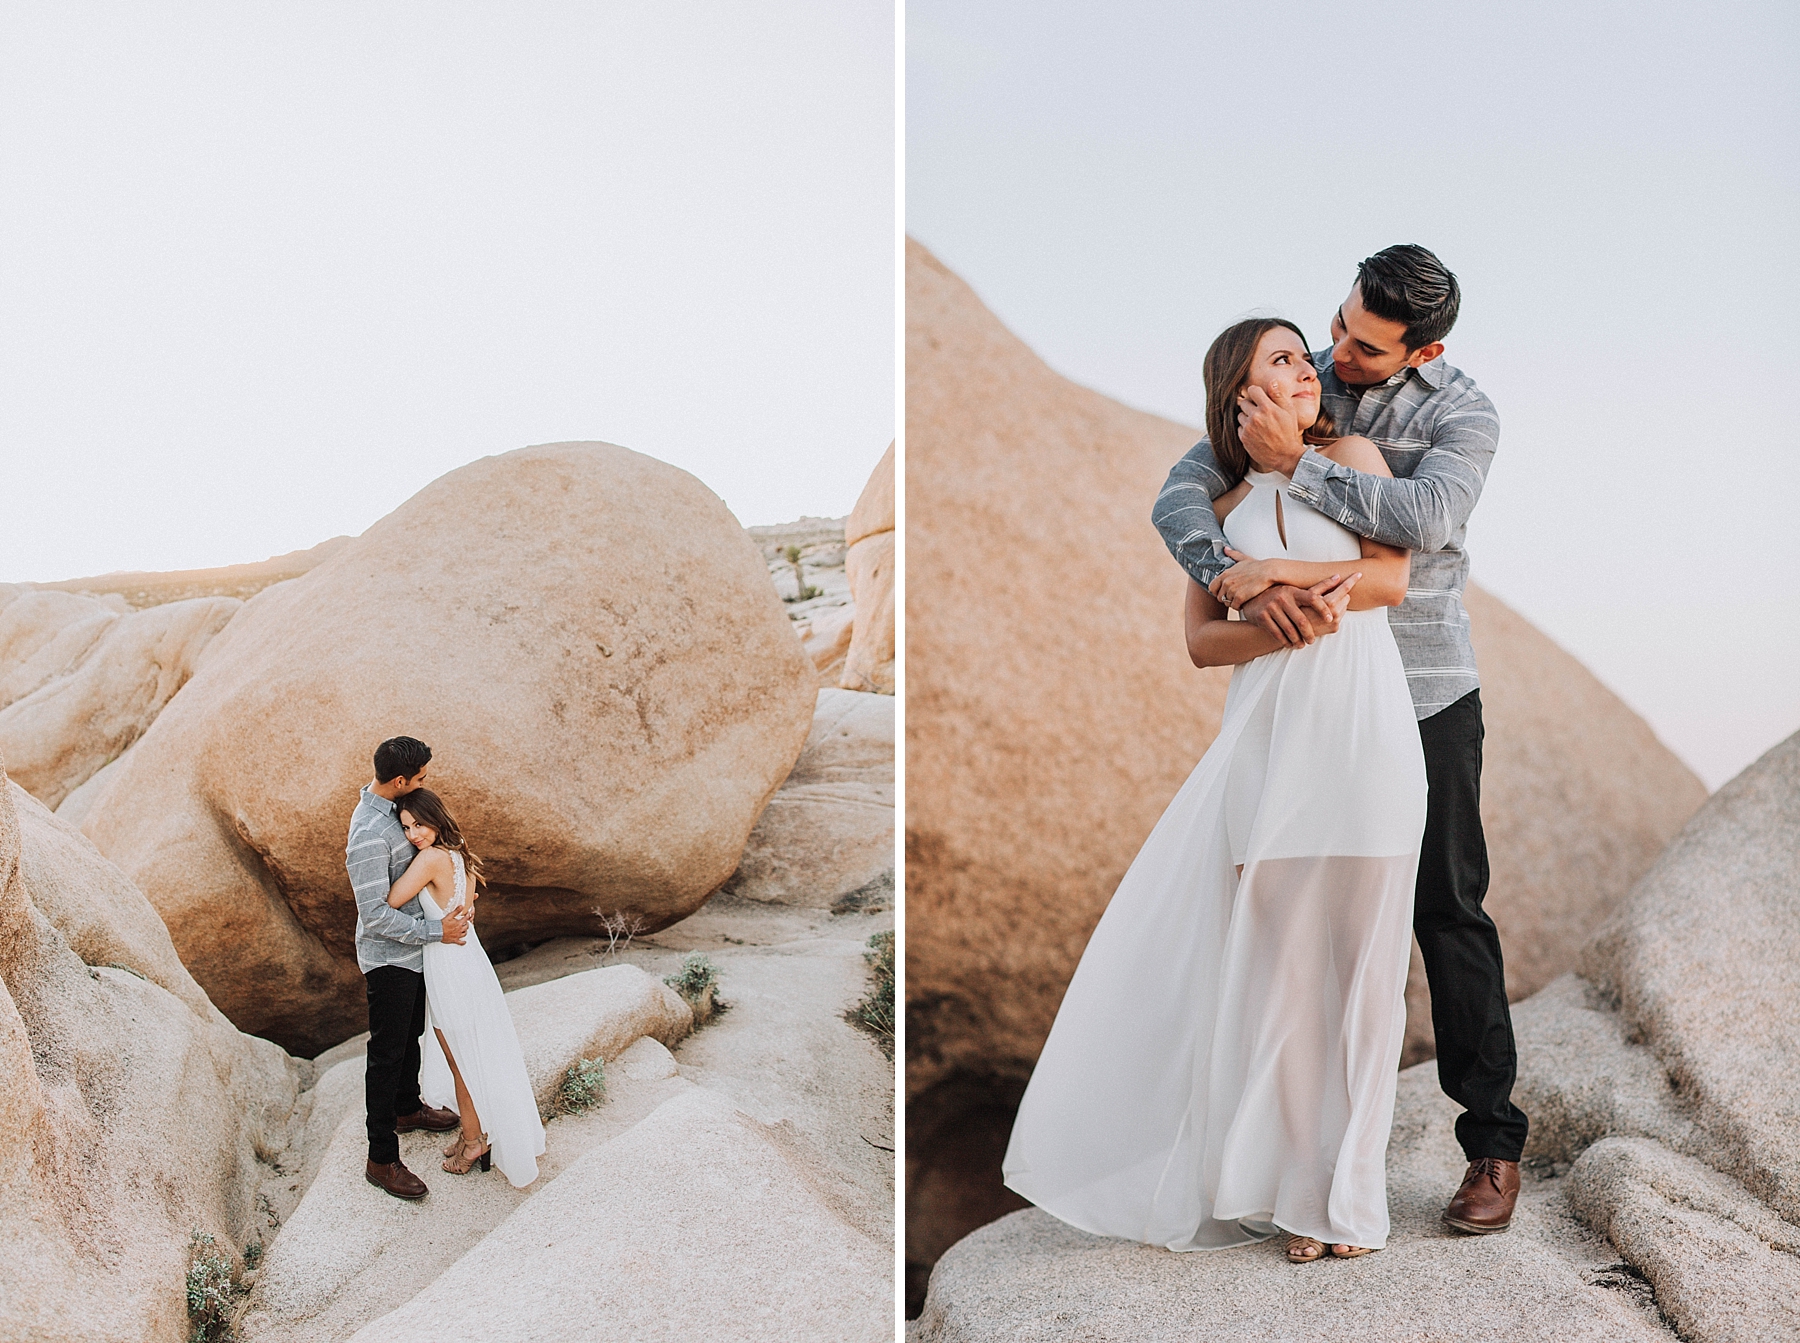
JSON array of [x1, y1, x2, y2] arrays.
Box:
[[1241, 573, 1359, 646], [1209, 548, 1282, 609], [1308, 572, 1358, 634]]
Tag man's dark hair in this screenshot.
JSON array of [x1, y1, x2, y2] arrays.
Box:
[[1356, 245, 1460, 350], [374, 736, 432, 783]]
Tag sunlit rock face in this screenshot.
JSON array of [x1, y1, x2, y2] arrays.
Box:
[[0, 763, 298, 1343], [76, 443, 817, 1055], [0, 588, 239, 809]]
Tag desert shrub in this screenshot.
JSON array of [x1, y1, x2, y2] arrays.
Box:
[[664, 952, 719, 999], [593, 909, 646, 960], [242, 1242, 262, 1270], [665, 951, 723, 1023], [561, 1056, 607, 1112], [851, 931, 894, 1056], [186, 1230, 241, 1343]]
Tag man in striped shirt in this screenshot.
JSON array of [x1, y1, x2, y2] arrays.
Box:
[[1151, 245, 1526, 1236], [348, 734, 471, 1200]]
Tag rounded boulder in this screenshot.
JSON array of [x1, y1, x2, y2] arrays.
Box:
[[80, 443, 818, 1055]]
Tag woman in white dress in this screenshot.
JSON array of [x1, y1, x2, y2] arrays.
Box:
[[384, 788, 545, 1187], [1002, 317, 1429, 1262]]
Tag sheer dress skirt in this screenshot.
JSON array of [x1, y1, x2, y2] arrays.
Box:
[[1003, 608, 1427, 1251]]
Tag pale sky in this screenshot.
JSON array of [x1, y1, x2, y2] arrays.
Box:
[[908, 0, 1800, 791], [1, 3, 894, 580]]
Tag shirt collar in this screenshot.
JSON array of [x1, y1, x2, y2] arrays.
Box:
[[360, 784, 397, 817], [1410, 356, 1446, 390]]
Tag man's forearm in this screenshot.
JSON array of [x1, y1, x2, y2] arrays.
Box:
[[1152, 440, 1233, 587], [348, 850, 439, 944], [1287, 419, 1494, 553]]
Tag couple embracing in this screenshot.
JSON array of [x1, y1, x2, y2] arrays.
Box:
[[1005, 246, 1527, 1262], [349, 735, 545, 1200]]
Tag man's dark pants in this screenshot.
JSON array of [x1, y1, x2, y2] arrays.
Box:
[[1415, 689, 1529, 1162], [364, 964, 428, 1165]]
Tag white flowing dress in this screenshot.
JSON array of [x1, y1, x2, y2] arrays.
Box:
[[1002, 469, 1428, 1251], [418, 851, 545, 1188]]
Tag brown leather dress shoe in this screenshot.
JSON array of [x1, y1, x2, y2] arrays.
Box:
[[395, 1104, 459, 1133], [1444, 1157, 1520, 1233], [366, 1158, 428, 1200]]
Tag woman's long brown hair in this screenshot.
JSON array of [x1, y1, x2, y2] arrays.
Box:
[[394, 788, 486, 887], [1203, 317, 1337, 489]]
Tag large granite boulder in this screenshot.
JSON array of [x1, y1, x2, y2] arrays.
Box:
[[0, 591, 239, 809], [914, 732, 1800, 1341], [343, 1088, 891, 1343], [841, 442, 896, 695], [0, 587, 126, 708], [728, 688, 895, 907], [902, 239, 1707, 1304], [78, 443, 818, 1055], [0, 761, 298, 1343]]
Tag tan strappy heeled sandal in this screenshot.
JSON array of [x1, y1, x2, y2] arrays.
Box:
[[1330, 1243, 1378, 1258], [1286, 1235, 1326, 1262], [441, 1133, 492, 1174]]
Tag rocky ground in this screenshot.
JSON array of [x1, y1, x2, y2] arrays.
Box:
[[0, 441, 897, 1342], [238, 895, 894, 1343], [912, 732, 1800, 1342]]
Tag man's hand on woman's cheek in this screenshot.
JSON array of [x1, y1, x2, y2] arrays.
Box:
[[1235, 385, 1307, 474]]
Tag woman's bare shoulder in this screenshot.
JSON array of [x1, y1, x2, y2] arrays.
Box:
[[1317, 435, 1392, 478], [1214, 479, 1253, 521]]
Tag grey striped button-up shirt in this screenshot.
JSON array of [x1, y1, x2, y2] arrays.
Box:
[[1151, 350, 1499, 719], [346, 784, 442, 974]]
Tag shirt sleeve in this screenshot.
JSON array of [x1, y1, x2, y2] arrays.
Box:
[[347, 835, 441, 946], [1285, 388, 1499, 553], [1151, 437, 1235, 588]]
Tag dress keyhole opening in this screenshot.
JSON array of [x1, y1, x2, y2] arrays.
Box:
[[1273, 488, 1289, 551]]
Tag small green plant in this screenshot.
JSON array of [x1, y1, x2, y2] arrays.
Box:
[[665, 951, 718, 998], [185, 1230, 242, 1343], [560, 1056, 606, 1113], [780, 544, 823, 603], [664, 952, 721, 1022], [850, 931, 894, 1056], [241, 1241, 262, 1270]]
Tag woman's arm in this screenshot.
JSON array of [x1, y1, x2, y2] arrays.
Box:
[[386, 847, 447, 909], [1185, 573, 1357, 669], [1209, 438, 1410, 609]]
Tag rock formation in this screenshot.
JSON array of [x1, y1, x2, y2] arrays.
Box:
[[0, 588, 239, 808], [339, 1088, 892, 1343], [241, 905, 895, 1342], [0, 761, 298, 1343], [842, 442, 896, 695], [728, 687, 895, 907], [75, 444, 818, 1055], [902, 239, 1708, 1309], [747, 516, 856, 686], [914, 732, 1800, 1341], [25, 535, 350, 610]]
